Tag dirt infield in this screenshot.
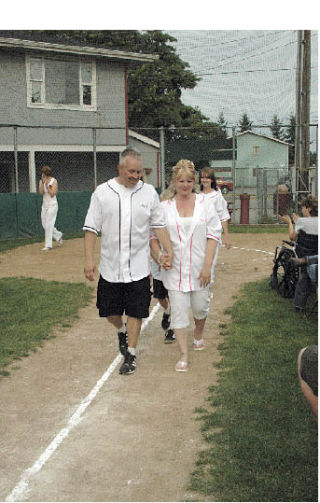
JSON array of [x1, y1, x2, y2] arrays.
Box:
[[0, 233, 287, 502]]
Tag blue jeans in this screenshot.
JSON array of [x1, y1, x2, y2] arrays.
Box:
[[294, 255, 318, 309], [306, 255, 318, 284]]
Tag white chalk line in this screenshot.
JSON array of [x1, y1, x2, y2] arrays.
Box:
[[227, 245, 274, 256], [5, 244, 272, 501], [5, 303, 161, 502]]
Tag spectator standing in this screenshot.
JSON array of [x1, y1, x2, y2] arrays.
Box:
[[200, 167, 231, 285], [83, 147, 173, 375], [280, 194, 318, 312], [38, 166, 63, 251]]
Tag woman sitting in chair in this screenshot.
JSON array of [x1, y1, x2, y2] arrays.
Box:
[[280, 194, 318, 312]]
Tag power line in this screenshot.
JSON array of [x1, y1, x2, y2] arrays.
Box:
[[197, 68, 296, 76], [196, 39, 297, 75], [170, 29, 290, 53]]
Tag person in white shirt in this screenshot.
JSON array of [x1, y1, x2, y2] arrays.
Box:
[[83, 147, 173, 375], [38, 166, 63, 251], [200, 167, 231, 284], [280, 194, 318, 311], [151, 160, 222, 372]]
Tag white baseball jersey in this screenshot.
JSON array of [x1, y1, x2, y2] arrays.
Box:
[[42, 178, 58, 207], [83, 178, 166, 283], [203, 189, 230, 222], [160, 193, 222, 292]]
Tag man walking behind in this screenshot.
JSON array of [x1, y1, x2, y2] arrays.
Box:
[[84, 147, 173, 374]]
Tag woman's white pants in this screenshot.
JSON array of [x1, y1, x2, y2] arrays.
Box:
[[168, 287, 210, 329], [41, 205, 62, 248]]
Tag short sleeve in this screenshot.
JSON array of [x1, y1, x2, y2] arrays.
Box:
[[83, 191, 102, 235], [205, 198, 222, 243], [149, 187, 166, 228], [215, 191, 230, 222]]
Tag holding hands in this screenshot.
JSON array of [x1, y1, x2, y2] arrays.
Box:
[[199, 265, 211, 287], [159, 250, 173, 270]]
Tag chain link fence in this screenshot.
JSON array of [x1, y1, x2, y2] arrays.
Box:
[[0, 123, 318, 234]]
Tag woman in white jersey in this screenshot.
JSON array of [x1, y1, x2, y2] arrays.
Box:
[[38, 166, 63, 251], [200, 167, 231, 283], [152, 160, 222, 372]]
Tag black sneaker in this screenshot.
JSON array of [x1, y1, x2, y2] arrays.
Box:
[[119, 353, 136, 375], [161, 312, 170, 330], [118, 326, 128, 356], [164, 329, 175, 344]]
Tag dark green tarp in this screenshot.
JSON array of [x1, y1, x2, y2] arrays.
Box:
[[0, 191, 92, 239]]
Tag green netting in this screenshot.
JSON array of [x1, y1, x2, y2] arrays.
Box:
[[0, 191, 92, 239], [0, 194, 18, 238], [55, 192, 92, 234]]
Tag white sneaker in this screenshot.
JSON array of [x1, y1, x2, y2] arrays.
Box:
[[41, 247, 51, 251]]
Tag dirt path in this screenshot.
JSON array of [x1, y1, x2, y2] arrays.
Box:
[[0, 233, 286, 502]]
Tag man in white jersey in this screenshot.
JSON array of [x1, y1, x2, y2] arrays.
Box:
[[83, 147, 173, 374]]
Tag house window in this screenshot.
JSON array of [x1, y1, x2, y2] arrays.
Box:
[[252, 146, 260, 156], [26, 55, 96, 111]]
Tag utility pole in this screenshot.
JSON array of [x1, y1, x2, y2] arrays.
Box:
[[294, 30, 302, 197], [295, 30, 311, 195], [159, 126, 166, 192]]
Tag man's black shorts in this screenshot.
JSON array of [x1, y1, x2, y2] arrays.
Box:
[[97, 275, 151, 319], [153, 278, 168, 300]]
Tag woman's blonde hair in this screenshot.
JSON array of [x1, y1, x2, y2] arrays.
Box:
[[164, 159, 199, 199]]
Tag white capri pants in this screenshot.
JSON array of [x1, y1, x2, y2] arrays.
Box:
[[168, 287, 210, 329], [41, 204, 62, 249]]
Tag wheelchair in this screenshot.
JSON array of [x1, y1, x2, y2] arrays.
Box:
[[270, 240, 300, 298]]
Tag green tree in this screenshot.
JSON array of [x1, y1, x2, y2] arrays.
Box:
[[284, 114, 296, 165], [216, 111, 228, 139], [269, 114, 284, 140], [238, 113, 252, 132]]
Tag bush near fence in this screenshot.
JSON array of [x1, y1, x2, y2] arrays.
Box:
[[0, 192, 92, 239]]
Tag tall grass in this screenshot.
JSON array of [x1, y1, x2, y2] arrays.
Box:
[[0, 277, 93, 376], [190, 279, 318, 502]]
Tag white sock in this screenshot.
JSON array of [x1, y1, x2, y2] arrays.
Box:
[[118, 323, 126, 333], [164, 307, 170, 315], [128, 347, 136, 356]]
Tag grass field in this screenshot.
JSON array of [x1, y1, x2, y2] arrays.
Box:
[[190, 279, 318, 502], [229, 224, 289, 233], [0, 277, 93, 376]]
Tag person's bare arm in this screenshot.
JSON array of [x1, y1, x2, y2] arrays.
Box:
[[84, 230, 98, 281], [199, 238, 218, 287], [222, 220, 231, 249], [150, 238, 162, 265], [153, 227, 173, 267], [280, 214, 296, 240]]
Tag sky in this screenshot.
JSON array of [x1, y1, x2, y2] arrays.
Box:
[[167, 30, 318, 139]]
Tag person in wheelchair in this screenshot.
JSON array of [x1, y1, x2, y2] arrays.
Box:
[[290, 255, 318, 285], [280, 194, 318, 312]]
